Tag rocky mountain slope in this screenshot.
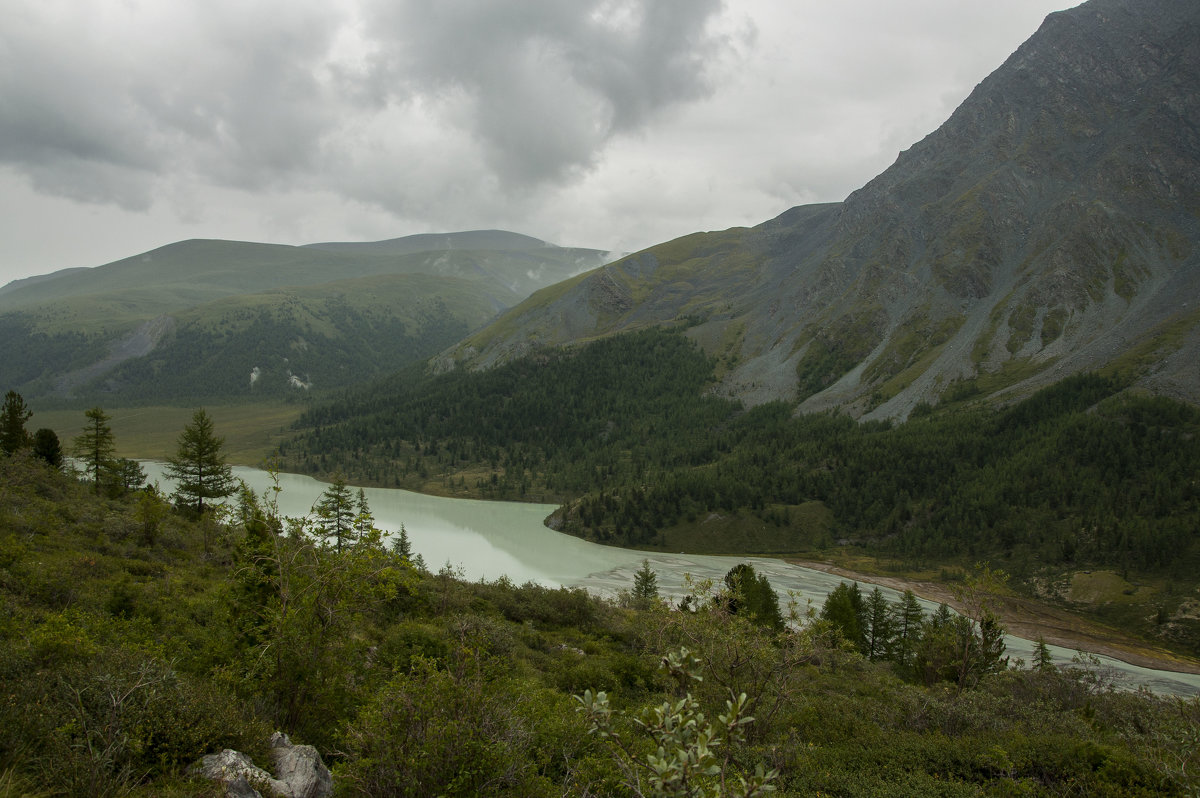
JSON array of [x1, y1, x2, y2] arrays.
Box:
[[1, 230, 611, 402], [444, 0, 1200, 419]]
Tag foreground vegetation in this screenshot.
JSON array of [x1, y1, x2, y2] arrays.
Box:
[[2, 451, 1199, 796], [283, 327, 1200, 656]]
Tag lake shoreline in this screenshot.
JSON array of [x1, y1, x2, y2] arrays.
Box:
[[789, 558, 1200, 677]]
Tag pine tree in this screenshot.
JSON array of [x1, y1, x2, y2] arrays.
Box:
[[166, 408, 234, 519], [0, 390, 32, 455], [72, 406, 116, 491]]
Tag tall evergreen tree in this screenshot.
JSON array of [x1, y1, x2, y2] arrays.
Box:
[[632, 559, 659, 606], [72, 406, 116, 491], [315, 473, 357, 553], [892, 590, 926, 667], [0, 390, 32, 455], [864, 587, 895, 661], [1032, 637, 1055, 672], [390, 523, 413, 560], [820, 582, 867, 652], [166, 408, 234, 518]]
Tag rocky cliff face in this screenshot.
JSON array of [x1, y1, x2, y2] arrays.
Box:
[[446, 0, 1200, 418]]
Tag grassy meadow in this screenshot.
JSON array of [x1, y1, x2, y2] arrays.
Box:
[[31, 402, 305, 465]]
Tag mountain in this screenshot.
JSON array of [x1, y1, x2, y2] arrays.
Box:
[[441, 0, 1200, 419], [1, 231, 612, 402]]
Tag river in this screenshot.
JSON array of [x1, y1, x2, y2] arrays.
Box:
[[143, 462, 1200, 697]]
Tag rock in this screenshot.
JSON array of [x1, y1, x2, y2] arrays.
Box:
[[192, 733, 332, 798], [191, 749, 280, 797], [270, 732, 333, 798]]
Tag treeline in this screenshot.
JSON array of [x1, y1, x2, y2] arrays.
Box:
[[285, 326, 737, 500], [2, 452, 1198, 795]]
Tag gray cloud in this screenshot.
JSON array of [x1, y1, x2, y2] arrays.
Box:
[[357, 0, 733, 185], [0, 0, 1074, 284]]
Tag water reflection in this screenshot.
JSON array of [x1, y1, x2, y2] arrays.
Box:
[[142, 462, 1200, 697]]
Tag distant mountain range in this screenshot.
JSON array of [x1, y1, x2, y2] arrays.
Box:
[[440, 0, 1200, 418], [0, 231, 613, 403]]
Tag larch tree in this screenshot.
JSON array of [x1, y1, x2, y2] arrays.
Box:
[[166, 408, 235, 518], [315, 473, 356, 553], [72, 406, 116, 491]]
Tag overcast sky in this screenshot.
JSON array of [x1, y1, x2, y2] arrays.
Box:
[[0, 0, 1073, 285]]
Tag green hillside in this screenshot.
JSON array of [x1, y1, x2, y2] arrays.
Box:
[[1, 452, 1198, 795], [1, 231, 613, 404]]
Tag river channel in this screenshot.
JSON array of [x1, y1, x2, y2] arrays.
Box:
[[143, 462, 1200, 697]]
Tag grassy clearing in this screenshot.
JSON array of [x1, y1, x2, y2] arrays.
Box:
[[31, 402, 305, 466]]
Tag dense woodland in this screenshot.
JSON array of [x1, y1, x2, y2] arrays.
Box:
[[2, 449, 1199, 796], [284, 328, 1200, 653]]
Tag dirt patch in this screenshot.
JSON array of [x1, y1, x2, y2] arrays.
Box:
[[789, 559, 1200, 676]]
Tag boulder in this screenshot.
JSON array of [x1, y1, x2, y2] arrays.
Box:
[[192, 733, 332, 798]]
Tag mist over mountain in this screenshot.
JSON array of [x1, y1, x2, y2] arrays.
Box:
[[444, 0, 1200, 419]]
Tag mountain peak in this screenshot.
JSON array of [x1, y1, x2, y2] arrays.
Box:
[[444, 0, 1200, 418]]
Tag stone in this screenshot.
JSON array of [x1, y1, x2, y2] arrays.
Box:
[[192, 733, 332, 798]]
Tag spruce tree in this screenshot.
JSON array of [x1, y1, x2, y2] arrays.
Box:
[[166, 408, 234, 518], [72, 406, 116, 491], [0, 390, 32, 455]]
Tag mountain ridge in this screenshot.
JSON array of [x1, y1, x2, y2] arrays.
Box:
[[1, 230, 614, 402], [441, 0, 1200, 418]]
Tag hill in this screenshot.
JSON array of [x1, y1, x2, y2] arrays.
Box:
[[441, 0, 1200, 419], [0, 231, 612, 403]]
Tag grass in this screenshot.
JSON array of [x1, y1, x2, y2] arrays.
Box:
[[31, 402, 306, 466]]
